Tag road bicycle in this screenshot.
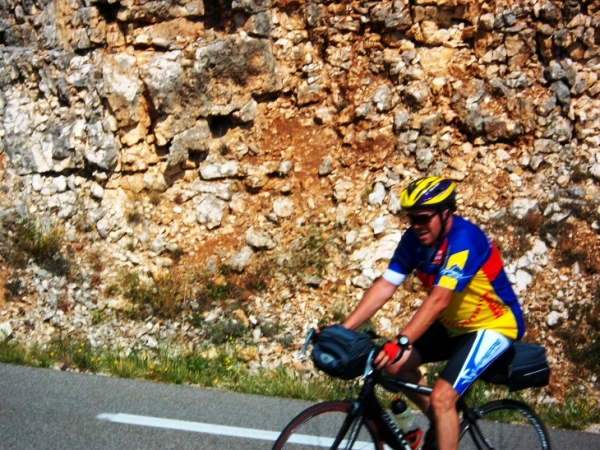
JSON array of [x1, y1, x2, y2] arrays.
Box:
[[272, 334, 551, 450]]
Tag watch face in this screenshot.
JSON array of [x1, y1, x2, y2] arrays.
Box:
[[399, 336, 409, 346]]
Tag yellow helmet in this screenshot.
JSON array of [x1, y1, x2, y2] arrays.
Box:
[[400, 177, 456, 210]]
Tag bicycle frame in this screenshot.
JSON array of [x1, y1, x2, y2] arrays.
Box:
[[296, 332, 550, 450], [356, 374, 414, 450], [301, 335, 429, 449], [330, 352, 432, 450], [360, 371, 520, 450]]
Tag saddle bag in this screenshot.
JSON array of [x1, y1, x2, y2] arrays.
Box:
[[310, 324, 375, 380], [481, 341, 551, 392]]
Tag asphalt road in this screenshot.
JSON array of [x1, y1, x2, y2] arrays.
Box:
[[1, 363, 598, 449]]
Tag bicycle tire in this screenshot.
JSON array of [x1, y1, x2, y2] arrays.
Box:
[[459, 399, 551, 450], [272, 400, 384, 450]]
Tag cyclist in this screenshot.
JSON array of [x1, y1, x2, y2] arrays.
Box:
[[341, 176, 525, 450]]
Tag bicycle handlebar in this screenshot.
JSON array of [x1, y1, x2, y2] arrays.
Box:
[[301, 327, 386, 380]]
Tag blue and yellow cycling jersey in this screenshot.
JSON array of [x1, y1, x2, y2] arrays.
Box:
[[384, 215, 525, 340]]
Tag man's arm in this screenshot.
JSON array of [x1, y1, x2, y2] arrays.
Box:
[[342, 277, 399, 330], [399, 285, 452, 343], [373, 286, 453, 369]]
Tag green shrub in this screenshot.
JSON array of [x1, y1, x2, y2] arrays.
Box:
[[168, 247, 184, 262], [280, 226, 339, 282], [209, 320, 247, 345], [4, 278, 22, 301], [261, 322, 282, 338], [219, 264, 233, 276], [119, 270, 188, 320], [559, 283, 600, 373], [14, 216, 63, 260], [540, 388, 600, 430], [148, 191, 162, 206], [486, 211, 540, 260], [126, 209, 143, 224], [9, 216, 71, 276]]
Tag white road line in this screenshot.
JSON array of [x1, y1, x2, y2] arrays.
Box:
[[97, 413, 374, 447], [97, 413, 280, 441]]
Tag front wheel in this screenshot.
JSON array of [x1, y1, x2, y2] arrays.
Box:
[[459, 399, 552, 450], [272, 400, 383, 450]]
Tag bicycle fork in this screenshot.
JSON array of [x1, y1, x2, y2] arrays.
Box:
[[330, 402, 365, 450]]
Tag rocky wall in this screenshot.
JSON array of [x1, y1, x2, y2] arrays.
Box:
[[0, 0, 600, 404]]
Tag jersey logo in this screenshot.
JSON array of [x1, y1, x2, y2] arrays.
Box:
[[439, 264, 464, 280], [439, 249, 469, 281], [454, 334, 510, 395], [457, 340, 503, 385]]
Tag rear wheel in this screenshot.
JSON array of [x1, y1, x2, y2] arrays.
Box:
[[459, 399, 551, 450], [272, 400, 383, 450]]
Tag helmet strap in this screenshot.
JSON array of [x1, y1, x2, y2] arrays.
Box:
[[435, 208, 452, 244]]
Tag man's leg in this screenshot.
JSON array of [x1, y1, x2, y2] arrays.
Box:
[[430, 378, 460, 450], [384, 321, 455, 421], [385, 347, 433, 420], [433, 329, 513, 450]]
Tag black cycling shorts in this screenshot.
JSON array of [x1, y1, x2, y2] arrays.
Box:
[[412, 321, 512, 395]]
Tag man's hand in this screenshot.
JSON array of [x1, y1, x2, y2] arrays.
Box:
[[383, 341, 404, 363], [373, 340, 404, 369]]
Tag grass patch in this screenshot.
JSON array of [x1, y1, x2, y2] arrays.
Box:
[[1, 215, 71, 277], [119, 270, 190, 320], [423, 361, 600, 430], [0, 335, 350, 401], [0, 335, 598, 430], [14, 216, 63, 261], [112, 225, 342, 321], [116, 254, 273, 320], [276, 226, 343, 289], [208, 320, 248, 345], [538, 388, 600, 430], [463, 381, 600, 430]]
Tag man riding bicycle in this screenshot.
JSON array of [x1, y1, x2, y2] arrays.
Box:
[[341, 176, 525, 450]]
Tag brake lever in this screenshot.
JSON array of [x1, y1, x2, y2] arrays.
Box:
[[301, 328, 315, 357], [361, 348, 376, 379]]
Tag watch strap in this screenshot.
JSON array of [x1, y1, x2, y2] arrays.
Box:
[[396, 334, 410, 348]]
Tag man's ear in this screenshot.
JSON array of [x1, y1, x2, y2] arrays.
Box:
[[442, 208, 452, 220]]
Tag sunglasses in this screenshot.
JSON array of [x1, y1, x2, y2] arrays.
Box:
[[408, 211, 437, 226]]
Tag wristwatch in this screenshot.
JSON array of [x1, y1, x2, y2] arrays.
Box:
[[396, 334, 410, 349]]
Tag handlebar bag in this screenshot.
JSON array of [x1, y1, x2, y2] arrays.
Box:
[[480, 341, 551, 392], [311, 324, 375, 380]]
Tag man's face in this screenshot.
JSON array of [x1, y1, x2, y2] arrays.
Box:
[[407, 209, 442, 246]]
